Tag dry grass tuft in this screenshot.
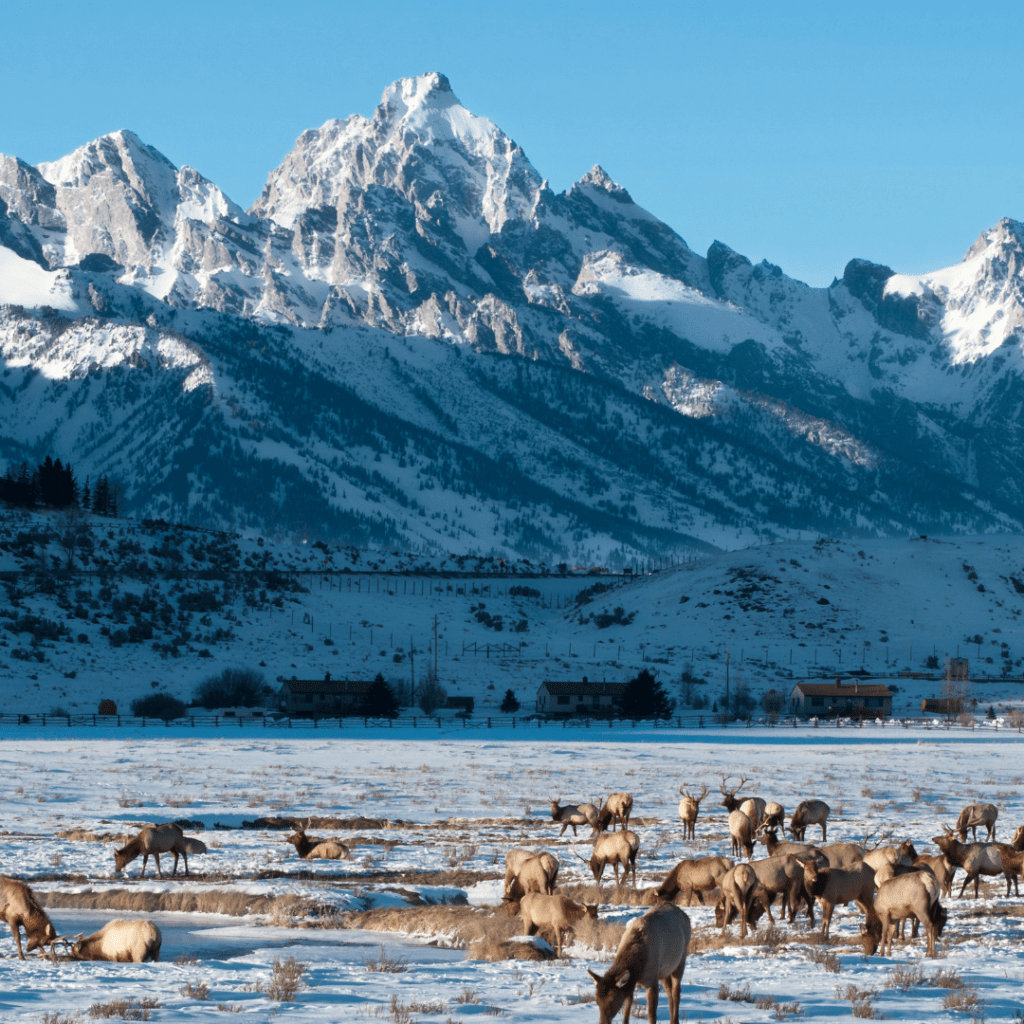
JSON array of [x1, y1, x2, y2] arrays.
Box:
[[40, 1015, 82, 1024], [718, 982, 754, 1003], [453, 990, 481, 1005], [173, 952, 199, 965], [808, 947, 842, 973], [87, 998, 159, 1021], [267, 957, 308, 1002], [885, 962, 926, 991], [931, 968, 965, 990], [179, 980, 209, 1000], [364, 945, 409, 973], [836, 985, 879, 1019], [215, 1006, 243, 1014], [469, 936, 555, 962]]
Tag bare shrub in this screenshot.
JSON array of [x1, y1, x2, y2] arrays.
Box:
[[87, 998, 160, 1020], [40, 1015, 82, 1024], [760, 924, 788, 954], [179, 980, 209, 1000], [886, 962, 926, 991], [718, 983, 753, 1003], [215, 1006, 243, 1014], [364, 945, 409, 973], [836, 985, 879, 1019], [942, 984, 985, 1019], [453, 991, 481, 1005], [808, 947, 842, 973], [931, 968, 966, 990], [174, 952, 199, 965], [773, 1002, 803, 1020], [266, 957, 308, 1002], [1007, 709, 1024, 731]]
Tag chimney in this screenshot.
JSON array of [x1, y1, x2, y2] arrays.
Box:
[[325, 671, 331, 682]]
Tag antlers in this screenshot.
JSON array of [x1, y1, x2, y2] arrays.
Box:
[[718, 774, 748, 797], [679, 783, 709, 801]]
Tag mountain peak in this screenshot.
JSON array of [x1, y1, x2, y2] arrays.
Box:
[[964, 217, 1024, 262], [577, 164, 631, 201]]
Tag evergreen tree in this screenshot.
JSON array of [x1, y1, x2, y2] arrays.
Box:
[[81, 476, 91, 511], [92, 475, 110, 515], [500, 688, 521, 713], [363, 673, 399, 718], [35, 456, 77, 507], [615, 668, 674, 720]]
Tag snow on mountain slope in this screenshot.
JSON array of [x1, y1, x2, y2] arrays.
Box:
[[0, 246, 78, 311]]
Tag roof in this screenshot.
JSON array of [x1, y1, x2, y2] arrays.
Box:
[[791, 682, 891, 698], [281, 679, 373, 695], [541, 681, 627, 696]]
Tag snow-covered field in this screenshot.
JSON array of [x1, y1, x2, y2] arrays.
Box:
[[2, 727, 1023, 1022]]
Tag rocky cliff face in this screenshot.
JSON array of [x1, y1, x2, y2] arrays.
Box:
[[3, 74, 1024, 556]]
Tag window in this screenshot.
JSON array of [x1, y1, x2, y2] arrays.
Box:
[[811, 696, 824, 707], [557, 695, 570, 705]]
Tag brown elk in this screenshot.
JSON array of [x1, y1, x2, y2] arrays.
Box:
[[728, 810, 754, 859], [763, 801, 785, 830], [996, 844, 1023, 897], [718, 775, 748, 814], [864, 873, 946, 957], [933, 828, 1003, 898], [955, 802, 998, 842], [1012, 824, 1024, 851], [817, 861, 877, 939], [1, 878, 57, 959], [113, 823, 202, 878], [505, 852, 559, 898], [71, 919, 161, 962], [588, 903, 691, 1024], [758, 827, 817, 860], [549, 797, 599, 837], [576, 831, 640, 887], [597, 792, 634, 832], [789, 799, 830, 842], [677, 784, 709, 840], [716, 863, 763, 937], [285, 821, 351, 861], [654, 856, 733, 905], [515, 892, 597, 957]]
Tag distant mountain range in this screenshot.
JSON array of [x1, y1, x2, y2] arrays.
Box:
[[2, 72, 1024, 561]]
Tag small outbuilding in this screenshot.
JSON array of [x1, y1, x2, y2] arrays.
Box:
[[536, 677, 626, 716], [279, 673, 373, 715], [789, 680, 892, 718]]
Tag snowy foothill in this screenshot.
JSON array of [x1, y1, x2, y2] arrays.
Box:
[[1, 727, 1023, 1021]]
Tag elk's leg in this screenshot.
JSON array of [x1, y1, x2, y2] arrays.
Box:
[[820, 901, 834, 938], [956, 873, 971, 899], [620, 991, 634, 1024], [645, 983, 658, 1024], [140, 853, 149, 878], [12, 922, 26, 960], [612, 862, 620, 887]]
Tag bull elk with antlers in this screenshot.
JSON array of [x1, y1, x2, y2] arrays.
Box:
[[677, 784, 708, 841]]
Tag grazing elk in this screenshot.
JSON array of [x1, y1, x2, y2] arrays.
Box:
[[677, 784, 709, 841], [516, 892, 597, 957], [913, 854, 955, 899], [745, 854, 812, 923], [114, 823, 203, 878], [1, 878, 57, 959], [955, 802, 998, 842], [285, 821, 351, 861], [549, 797, 599, 837], [71, 919, 161, 962], [996, 845, 1023, 897], [506, 852, 559, 898], [655, 856, 733, 906], [817, 861, 877, 939], [790, 800, 830, 842], [763, 801, 785, 830], [758, 828, 817, 861], [865, 873, 946, 957], [588, 903, 691, 1024], [728, 809, 754, 859], [933, 828, 1004, 898], [717, 863, 761, 937], [597, 792, 634, 832], [575, 832, 639, 887]]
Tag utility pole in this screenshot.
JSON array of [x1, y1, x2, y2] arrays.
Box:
[[725, 646, 731, 711], [433, 614, 439, 682], [410, 635, 415, 705]]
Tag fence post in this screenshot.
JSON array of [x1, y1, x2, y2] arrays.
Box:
[[142, 717, 145, 728], [487, 717, 491, 728], [512, 716, 515, 729], [413, 717, 417, 728], [42, 714, 46, 727], [437, 717, 441, 728], [699, 715, 704, 728]]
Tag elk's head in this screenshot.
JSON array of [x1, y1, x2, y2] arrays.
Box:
[[718, 774, 748, 812]]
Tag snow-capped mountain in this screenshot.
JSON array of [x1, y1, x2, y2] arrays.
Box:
[[3, 72, 1024, 557]]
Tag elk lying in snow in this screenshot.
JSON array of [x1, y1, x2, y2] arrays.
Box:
[[728, 810, 754, 859], [933, 829, 1004, 898], [576, 831, 640, 886], [71, 919, 162, 962], [515, 892, 597, 957], [677, 784, 709, 841], [114, 823, 205, 878], [790, 799, 830, 842], [549, 797, 599, 837], [955, 802, 998, 842], [655, 856, 733, 905], [1, 878, 57, 959], [505, 851, 559, 898], [716, 863, 764, 937], [285, 822, 351, 861], [597, 792, 634, 832], [588, 903, 691, 1024], [865, 872, 946, 957]]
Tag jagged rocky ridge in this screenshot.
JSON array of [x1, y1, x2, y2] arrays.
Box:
[[2, 73, 1024, 558]]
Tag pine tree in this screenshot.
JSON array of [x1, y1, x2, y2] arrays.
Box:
[[363, 673, 399, 718], [615, 669, 674, 720], [81, 476, 91, 511], [500, 688, 520, 713], [93, 475, 109, 515]]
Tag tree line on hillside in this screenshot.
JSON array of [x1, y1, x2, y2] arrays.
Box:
[[0, 456, 120, 515]]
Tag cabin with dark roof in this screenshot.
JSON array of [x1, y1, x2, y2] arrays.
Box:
[[536, 677, 626, 716], [789, 680, 892, 718], [279, 673, 373, 716]]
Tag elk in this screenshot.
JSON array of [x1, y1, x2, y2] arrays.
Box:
[[865, 873, 946, 957], [576, 831, 640, 887], [113, 822, 204, 878], [677, 784, 709, 841], [587, 903, 691, 1024], [516, 892, 597, 957], [789, 800, 830, 842], [1012, 824, 1024, 851], [549, 797, 599, 837], [71, 919, 161, 962], [1, 878, 57, 959], [654, 856, 733, 906], [933, 828, 1004, 898], [763, 801, 785, 830], [597, 792, 634, 832], [728, 809, 754, 859], [913, 854, 955, 898], [505, 852, 559, 898], [955, 802, 998, 842], [717, 863, 761, 937], [996, 844, 1023, 897], [718, 775, 749, 813], [745, 854, 812, 923], [285, 821, 351, 861], [758, 828, 817, 861], [817, 861, 877, 939]]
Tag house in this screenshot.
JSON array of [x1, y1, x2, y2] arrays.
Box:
[[789, 680, 892, 718], [921, 697, 963, 715], [445, 696, 475, 715], [279, 673, 373, 716], [536, 677, 626, 716]]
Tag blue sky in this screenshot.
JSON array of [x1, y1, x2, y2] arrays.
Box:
[[3, 1, 1022, 286]]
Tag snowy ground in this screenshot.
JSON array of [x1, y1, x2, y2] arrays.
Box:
[[1, 726, 1023, 1021]]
